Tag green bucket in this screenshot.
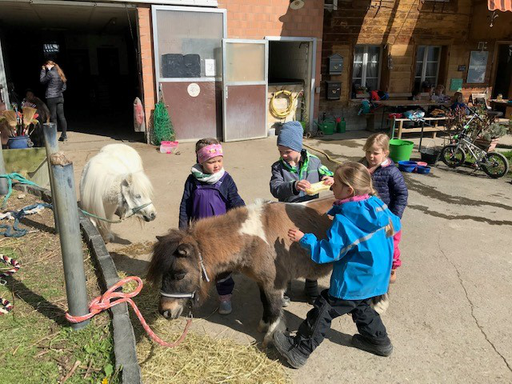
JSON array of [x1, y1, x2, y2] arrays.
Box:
[[389, 139, 414, 162], [317, 121, 336, 135]]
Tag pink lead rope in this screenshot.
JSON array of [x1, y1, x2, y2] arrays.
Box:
[[65, 276, 192, 348]]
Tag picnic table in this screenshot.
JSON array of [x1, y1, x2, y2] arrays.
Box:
[[489, 99, 512, 119], [375, 99, 451, 152]]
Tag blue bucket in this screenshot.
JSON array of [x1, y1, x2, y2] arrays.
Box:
[[7, 136, 30, 149]]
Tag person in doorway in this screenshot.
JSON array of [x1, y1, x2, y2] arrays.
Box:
[[179, 138, 245, 315], [360, 133, 408, 283], [270, 121, 334, 305], [273, 162, 401, 369], [40, 60, 68, 142]]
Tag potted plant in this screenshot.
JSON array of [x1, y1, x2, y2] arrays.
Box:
[[0, 107, 39, 149], [474, 121, 509, 151]]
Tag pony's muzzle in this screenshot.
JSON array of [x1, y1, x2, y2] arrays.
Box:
[[159, 298, 184, 319], [144, 212, 156, 222]]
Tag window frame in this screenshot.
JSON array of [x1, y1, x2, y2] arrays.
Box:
[[352, 45, 382, 91], [415, 45, 442, 86]]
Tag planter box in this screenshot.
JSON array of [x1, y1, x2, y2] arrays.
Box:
[[3, 147, 49, 187], [474, 138, 499, 152]]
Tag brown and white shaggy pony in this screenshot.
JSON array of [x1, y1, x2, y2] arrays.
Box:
[[147, 197, 388, 346]]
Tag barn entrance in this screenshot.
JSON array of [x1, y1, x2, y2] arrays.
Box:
[[0, 1, 141, 141]]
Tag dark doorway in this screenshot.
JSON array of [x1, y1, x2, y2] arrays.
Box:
[[492, 44, 512, 99], [0, 2, 142, 141]]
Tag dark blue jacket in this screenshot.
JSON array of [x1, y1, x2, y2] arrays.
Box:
[[361, 158, 408, 218], [179, 172, 245, 229]]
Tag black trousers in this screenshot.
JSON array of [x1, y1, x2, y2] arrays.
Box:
[[294, 289, 389, 356], [47, 96, 67, 137], [215, 271, 234, 296]]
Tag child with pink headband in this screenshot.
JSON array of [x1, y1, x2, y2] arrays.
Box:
[[179, 138, 245, 315]]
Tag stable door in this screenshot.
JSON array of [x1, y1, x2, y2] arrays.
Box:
[[222, 39, 268, 142]]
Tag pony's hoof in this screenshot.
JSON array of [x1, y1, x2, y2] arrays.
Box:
[[257, 320, 269, 333], [262, 333, 273, 348]]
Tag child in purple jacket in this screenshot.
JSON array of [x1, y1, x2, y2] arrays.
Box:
[[179, 138, 245, 314]]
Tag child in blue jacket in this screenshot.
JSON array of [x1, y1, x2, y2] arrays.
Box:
[[273, 162, 401, 369]]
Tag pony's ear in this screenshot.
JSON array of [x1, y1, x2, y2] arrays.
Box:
[[122, 174, 133, 187], [156, 235, 165, 242], [176, 243, 192, 258]]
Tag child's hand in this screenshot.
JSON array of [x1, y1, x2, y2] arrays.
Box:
[[295, 180, 311, 192], [321, 176, 334, 186], [288, 228, 304, 242], [390, 269, 397, 284]]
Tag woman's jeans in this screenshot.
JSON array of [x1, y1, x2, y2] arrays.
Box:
[[47, 97, 67, 138]]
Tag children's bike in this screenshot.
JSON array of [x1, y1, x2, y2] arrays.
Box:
[[440, 127, 509, 179]]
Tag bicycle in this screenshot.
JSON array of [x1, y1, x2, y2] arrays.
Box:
[[440, 122, 509, 179]]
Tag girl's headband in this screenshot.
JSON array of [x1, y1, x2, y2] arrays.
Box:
[[197, 144, 223, 164]]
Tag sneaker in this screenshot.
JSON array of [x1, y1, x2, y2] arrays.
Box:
[[282, 294, 291, 307], [218, 294, 232, 315], [351, 334, 393, 357], [273, 331, 308, 369], [306, 295, 318, 305], [58, 136, 67, 142]]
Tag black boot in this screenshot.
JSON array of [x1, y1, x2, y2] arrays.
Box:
[[304, 279, 319, 305], [273, 331, 309, 369], [351, 334, 393, 357]]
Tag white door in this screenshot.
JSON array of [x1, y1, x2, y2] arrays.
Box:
[[222, 39, 268, 142]]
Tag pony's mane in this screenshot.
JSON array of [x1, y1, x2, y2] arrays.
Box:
[[130, 169, 153, 198]]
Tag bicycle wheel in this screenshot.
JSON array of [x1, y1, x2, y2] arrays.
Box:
[[441, 145, 466, 168], [481, 152, 510, 179]]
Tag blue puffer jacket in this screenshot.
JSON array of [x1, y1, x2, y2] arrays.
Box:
[[299, 195, 401, 300], [361, 158, 408, 218]]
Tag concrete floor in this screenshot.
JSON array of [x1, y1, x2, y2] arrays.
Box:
[[62, 129, 512, 384]]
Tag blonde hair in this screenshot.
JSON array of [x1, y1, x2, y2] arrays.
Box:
[[363, 133, 390, 153], [335, 162, 396, 236], [334, 162, 376, 197], [45, 60, 67, 83]]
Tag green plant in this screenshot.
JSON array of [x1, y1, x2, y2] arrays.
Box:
[[481, 122, 509, 141]]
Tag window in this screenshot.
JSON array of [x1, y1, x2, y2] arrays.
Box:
[[154, 9, 224, 79], [415, 46, 441, 89], [352, 45, 381, 91]]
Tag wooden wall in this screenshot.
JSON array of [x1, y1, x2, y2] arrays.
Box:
[[320, 0, 512, 114]]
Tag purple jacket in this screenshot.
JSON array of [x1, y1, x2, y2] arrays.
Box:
[[179, 172, 245, 229]]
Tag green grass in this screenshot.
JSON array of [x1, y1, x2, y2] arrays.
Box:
[[0, 223, 119, 383]]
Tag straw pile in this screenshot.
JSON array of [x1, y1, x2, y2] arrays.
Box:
[[127, 279, 291, 384]]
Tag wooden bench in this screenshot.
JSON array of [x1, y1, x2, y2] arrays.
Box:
[[389, 116, 447, 139]]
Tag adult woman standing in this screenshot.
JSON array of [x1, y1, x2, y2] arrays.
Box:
[[40, 60, 68, 141]]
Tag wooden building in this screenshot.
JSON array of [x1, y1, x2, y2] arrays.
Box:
[[320, 0, 512, 128]]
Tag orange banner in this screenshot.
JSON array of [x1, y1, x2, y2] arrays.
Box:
[[488, 0, 512, 11]]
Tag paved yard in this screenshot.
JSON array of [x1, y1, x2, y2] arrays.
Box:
[[63, 130, 512, 383]]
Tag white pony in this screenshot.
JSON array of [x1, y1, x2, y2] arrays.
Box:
[[80, 144, 157, 242]]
